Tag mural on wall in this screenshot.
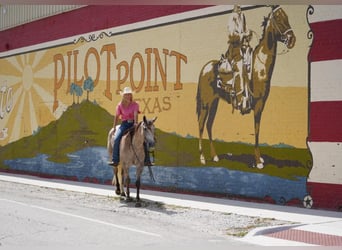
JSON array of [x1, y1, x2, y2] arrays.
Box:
[[0, 5, 321, 208], [197, 5, 296, 168]]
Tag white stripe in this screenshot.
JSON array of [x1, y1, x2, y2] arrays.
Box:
[[307, 141, 342, 184], [310, 59, 342, 102], [308, 5, 342, 23], [0, 198, 162, 238]]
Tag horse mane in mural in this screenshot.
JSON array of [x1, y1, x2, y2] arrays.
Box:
[[196, 5, 296, 168]]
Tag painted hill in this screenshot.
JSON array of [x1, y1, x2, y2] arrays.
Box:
[[0, 101, 113, 165]]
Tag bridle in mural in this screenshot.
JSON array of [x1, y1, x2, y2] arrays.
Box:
[[269, 5, 295, 50]]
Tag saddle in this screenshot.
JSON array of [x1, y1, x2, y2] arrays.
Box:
[[216, 48, 253, 115]]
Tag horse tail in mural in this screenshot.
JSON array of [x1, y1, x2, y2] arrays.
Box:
[[196, 5, 296, 168]]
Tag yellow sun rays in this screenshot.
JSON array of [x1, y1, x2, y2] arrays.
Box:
[[0, 50, 64, 144], [1, 41, 98, 145]]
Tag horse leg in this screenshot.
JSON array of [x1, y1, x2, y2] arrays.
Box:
[[207, 98, 219, 162], [118, 164, 126, 198], [197, 104, 209, 164], [253, 100, 265, 169], [135, 177, 141, 207], [135, 166, 144, 207], [112, 166, 121, 195], [125, 174, 132, 202]]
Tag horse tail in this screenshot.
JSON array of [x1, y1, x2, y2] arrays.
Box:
[[107, 127, 114, 158], [196, 78, 202, 119]]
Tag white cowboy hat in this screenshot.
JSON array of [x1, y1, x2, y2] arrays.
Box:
[[120, 86, 133, 95]]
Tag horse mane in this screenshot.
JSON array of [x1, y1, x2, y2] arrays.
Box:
[[261, 5, 280, 28], [122, 121, 144, 145], [261, 16, 268, 28], [258, 14, 271, 46]]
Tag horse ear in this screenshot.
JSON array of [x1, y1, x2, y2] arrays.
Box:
[[143, 115, 147, 123], [152, 117, 157, 123]]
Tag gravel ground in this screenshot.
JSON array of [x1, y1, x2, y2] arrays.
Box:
[[0, 180, 294, 240]]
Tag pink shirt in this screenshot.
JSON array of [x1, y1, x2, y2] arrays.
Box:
[[116, 101, 139, 121]]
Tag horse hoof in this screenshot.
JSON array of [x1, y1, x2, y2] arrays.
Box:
[[256, 163, 264, 169], [115, 189, 121, 195], [126, 197, 133, 202], [213, 155, 219, 162], [200, 155, 206, 165], [120, 192, 126, 200], [135, 201, 142, 207]]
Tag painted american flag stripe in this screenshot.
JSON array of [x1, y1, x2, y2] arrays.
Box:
[[310, 59, 342, 102], [307, 6, 342, 193], [308, 18, 342, 62], [308, 7, 342, 143], [307, 142, 342, 185], [308, 5, 342, 23]]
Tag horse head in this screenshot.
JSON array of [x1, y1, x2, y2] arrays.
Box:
[[269, 5, 296, 49], [142, 116, 157, 147]]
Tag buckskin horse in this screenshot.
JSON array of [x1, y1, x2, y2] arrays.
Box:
[[107, 116, 157, 207], [196, 6, 296, 169]]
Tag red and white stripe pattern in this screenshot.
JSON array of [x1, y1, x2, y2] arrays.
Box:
[[307, 5, 342, 210]]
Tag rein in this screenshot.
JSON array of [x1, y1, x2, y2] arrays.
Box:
[[130, 121, 156, 182], [130, 122, 144, 164]]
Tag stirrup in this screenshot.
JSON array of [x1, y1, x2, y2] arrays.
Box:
[[144, 161, 154, 167], [108, 161, 119, 167]]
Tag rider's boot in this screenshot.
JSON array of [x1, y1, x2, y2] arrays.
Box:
[[144, 143, 154, 167], [240, 95, 251, 115]]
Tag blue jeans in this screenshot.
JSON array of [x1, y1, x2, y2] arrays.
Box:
[[112, 121, 134, 163]]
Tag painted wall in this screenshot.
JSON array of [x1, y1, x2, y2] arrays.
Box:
[[0, 5, 341, 211]]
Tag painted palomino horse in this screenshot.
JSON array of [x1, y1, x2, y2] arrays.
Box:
[[196, 6, 296, 169], [107, 116, 157, 207]]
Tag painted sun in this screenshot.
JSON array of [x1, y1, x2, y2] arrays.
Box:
[[0, 50, 66, 145]]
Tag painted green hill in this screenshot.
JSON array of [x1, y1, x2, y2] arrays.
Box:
[[0, 101, 113, 165]]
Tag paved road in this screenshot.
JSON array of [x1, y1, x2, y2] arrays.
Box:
[[0, 180, 253, 249]]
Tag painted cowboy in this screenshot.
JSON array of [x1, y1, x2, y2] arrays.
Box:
[[224, 5, 253, 114]]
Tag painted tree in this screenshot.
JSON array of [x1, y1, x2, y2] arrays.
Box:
[[83, 76, 94, 101], [70, 82, 77, 104], [75, 84, 83, 104]]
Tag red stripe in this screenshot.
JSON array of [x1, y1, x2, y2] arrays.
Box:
[[309, 19, 342, 62], [309, 101, 342, 142], [0, 5, 209, 52], [306, 181, 342, 210]]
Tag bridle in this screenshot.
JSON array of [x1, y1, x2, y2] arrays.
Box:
[[269, 6, 293, 46]]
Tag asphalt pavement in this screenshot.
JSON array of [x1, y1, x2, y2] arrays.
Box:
[[0, 172, 341, 246]]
